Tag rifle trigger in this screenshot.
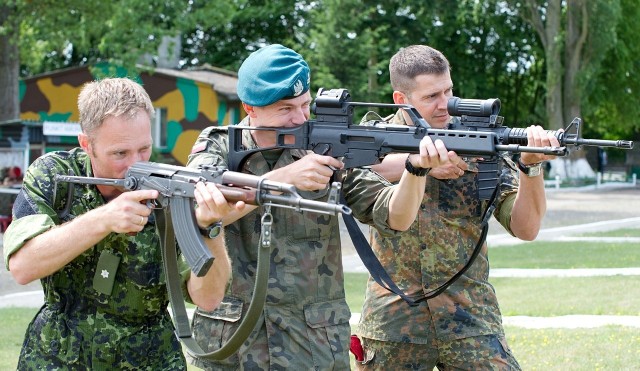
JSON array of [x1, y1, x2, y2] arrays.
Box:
[[145, 199, 160, 209]]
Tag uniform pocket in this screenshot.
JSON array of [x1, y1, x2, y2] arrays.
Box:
[[291, 186, 334, 241], [303, 298, 351, 370], [189, 296, 244, 367]]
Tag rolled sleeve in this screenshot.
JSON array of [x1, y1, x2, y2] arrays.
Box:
[[342, 169, 401, 237], [3, 214, 55, 270]]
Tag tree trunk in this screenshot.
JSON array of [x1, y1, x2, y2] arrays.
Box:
[[0, 4, 20, 122], [542, 0, 564, 131], [564, 0, 588, 123], [562, 0, 593, 177]]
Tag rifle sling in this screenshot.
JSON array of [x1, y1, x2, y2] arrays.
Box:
[[342, 184, 497, 305], [341, 206, 419, 307], [156, 206, 271, 361]]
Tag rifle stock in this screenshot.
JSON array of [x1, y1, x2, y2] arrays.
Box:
[[54, 162, 351, 276]]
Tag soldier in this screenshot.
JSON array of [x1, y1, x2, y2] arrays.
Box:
[[353, 45, 560, 370], [186, 44, 453, 370], [3, 77, 241, 369]]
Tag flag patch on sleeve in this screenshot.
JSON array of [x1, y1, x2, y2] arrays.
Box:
[[191, 142, 208, 154]]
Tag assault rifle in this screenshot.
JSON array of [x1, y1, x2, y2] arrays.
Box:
[[227, 88, 632, 308], [228, 88, 633, 199], [54, 161, 351, 276]]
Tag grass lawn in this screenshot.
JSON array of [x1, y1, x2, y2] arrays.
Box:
[[506, 325, 640, 370], [0, 307, 38, 370], [488, 240, 640, 268], [492, 276, 640, 316]]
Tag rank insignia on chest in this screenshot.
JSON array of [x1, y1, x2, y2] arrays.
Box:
[[93, 250, 120, 296]]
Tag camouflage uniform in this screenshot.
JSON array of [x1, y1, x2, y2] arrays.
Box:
[[186, 119, 397, 370], [3, 148, 187, 370], [356, 111, 522, 370]]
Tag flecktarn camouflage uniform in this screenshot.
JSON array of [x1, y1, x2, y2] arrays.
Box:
[[3, 148, 187, 370], [356, 111, 522, 370], [186, 118, 397, 370]]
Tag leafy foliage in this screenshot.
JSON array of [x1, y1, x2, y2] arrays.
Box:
[[180, 0, 310, 71]]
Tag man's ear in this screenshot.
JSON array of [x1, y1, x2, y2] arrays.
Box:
[[242, 102, 258, 118], [78, 133, 89, 152], [392, 91, 407, 105]]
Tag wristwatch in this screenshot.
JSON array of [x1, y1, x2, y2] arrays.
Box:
[[405, 155, 430, 177], [517, 158, 543, 177], [199, 220, 223, 239]]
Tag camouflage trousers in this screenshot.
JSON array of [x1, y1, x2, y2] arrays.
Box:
[[355, 334, 521, 371]]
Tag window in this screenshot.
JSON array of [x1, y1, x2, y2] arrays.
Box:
[[153, 107, 168, 150]]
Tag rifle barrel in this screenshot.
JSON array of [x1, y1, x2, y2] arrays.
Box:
[[261, 193, 352, 215], [566, 138, 634, 149], [502, 128, 634, 150]]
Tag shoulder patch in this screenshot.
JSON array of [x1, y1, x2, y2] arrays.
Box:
[[191, 141, 208, 154], [191, 125, 229, 154]]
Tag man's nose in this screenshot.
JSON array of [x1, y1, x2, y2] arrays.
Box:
[[294, 105, 311, 122], [436, 94, 450, 110], [130, 152, 146, 165]]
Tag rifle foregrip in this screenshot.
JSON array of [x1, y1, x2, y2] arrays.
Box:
[[217, 184, 258, 204], [170, 197, 214, 277]]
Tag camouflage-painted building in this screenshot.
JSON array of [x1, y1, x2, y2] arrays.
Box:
[[3, 62, 242, 167]]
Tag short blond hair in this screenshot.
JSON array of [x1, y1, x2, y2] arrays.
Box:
[[78, 77, 154, 137]]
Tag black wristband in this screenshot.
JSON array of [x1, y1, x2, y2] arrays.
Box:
[[404, 155, 430, 177]]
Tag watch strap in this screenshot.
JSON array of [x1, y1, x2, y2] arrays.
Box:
[[517, 158, 542, 177], [199, 220, 223, 239], [405, 155, 430, 177]]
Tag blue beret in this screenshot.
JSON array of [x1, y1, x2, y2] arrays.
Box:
[[237, 44, 311, 107]]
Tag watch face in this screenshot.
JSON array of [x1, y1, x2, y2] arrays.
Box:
[[208, 223, 222, 238], [528, 164, 542, 177]]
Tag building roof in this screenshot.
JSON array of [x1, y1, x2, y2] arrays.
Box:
[[22, 63, 239, 101], [152, 64, 239, 100]]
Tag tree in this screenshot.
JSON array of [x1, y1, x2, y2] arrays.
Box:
[[305, 1, 544, 123], [181, 0, 310, 71], [583, 0, 640, 140], [515, 0, 627, 177], [0, 2, 20, 122], [0, 0, 232, 122]]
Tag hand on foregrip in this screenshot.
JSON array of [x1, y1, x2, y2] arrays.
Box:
[[412, 136, 461, 174], [194, 182, 245, 228], [521, 125, 562, 164]]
